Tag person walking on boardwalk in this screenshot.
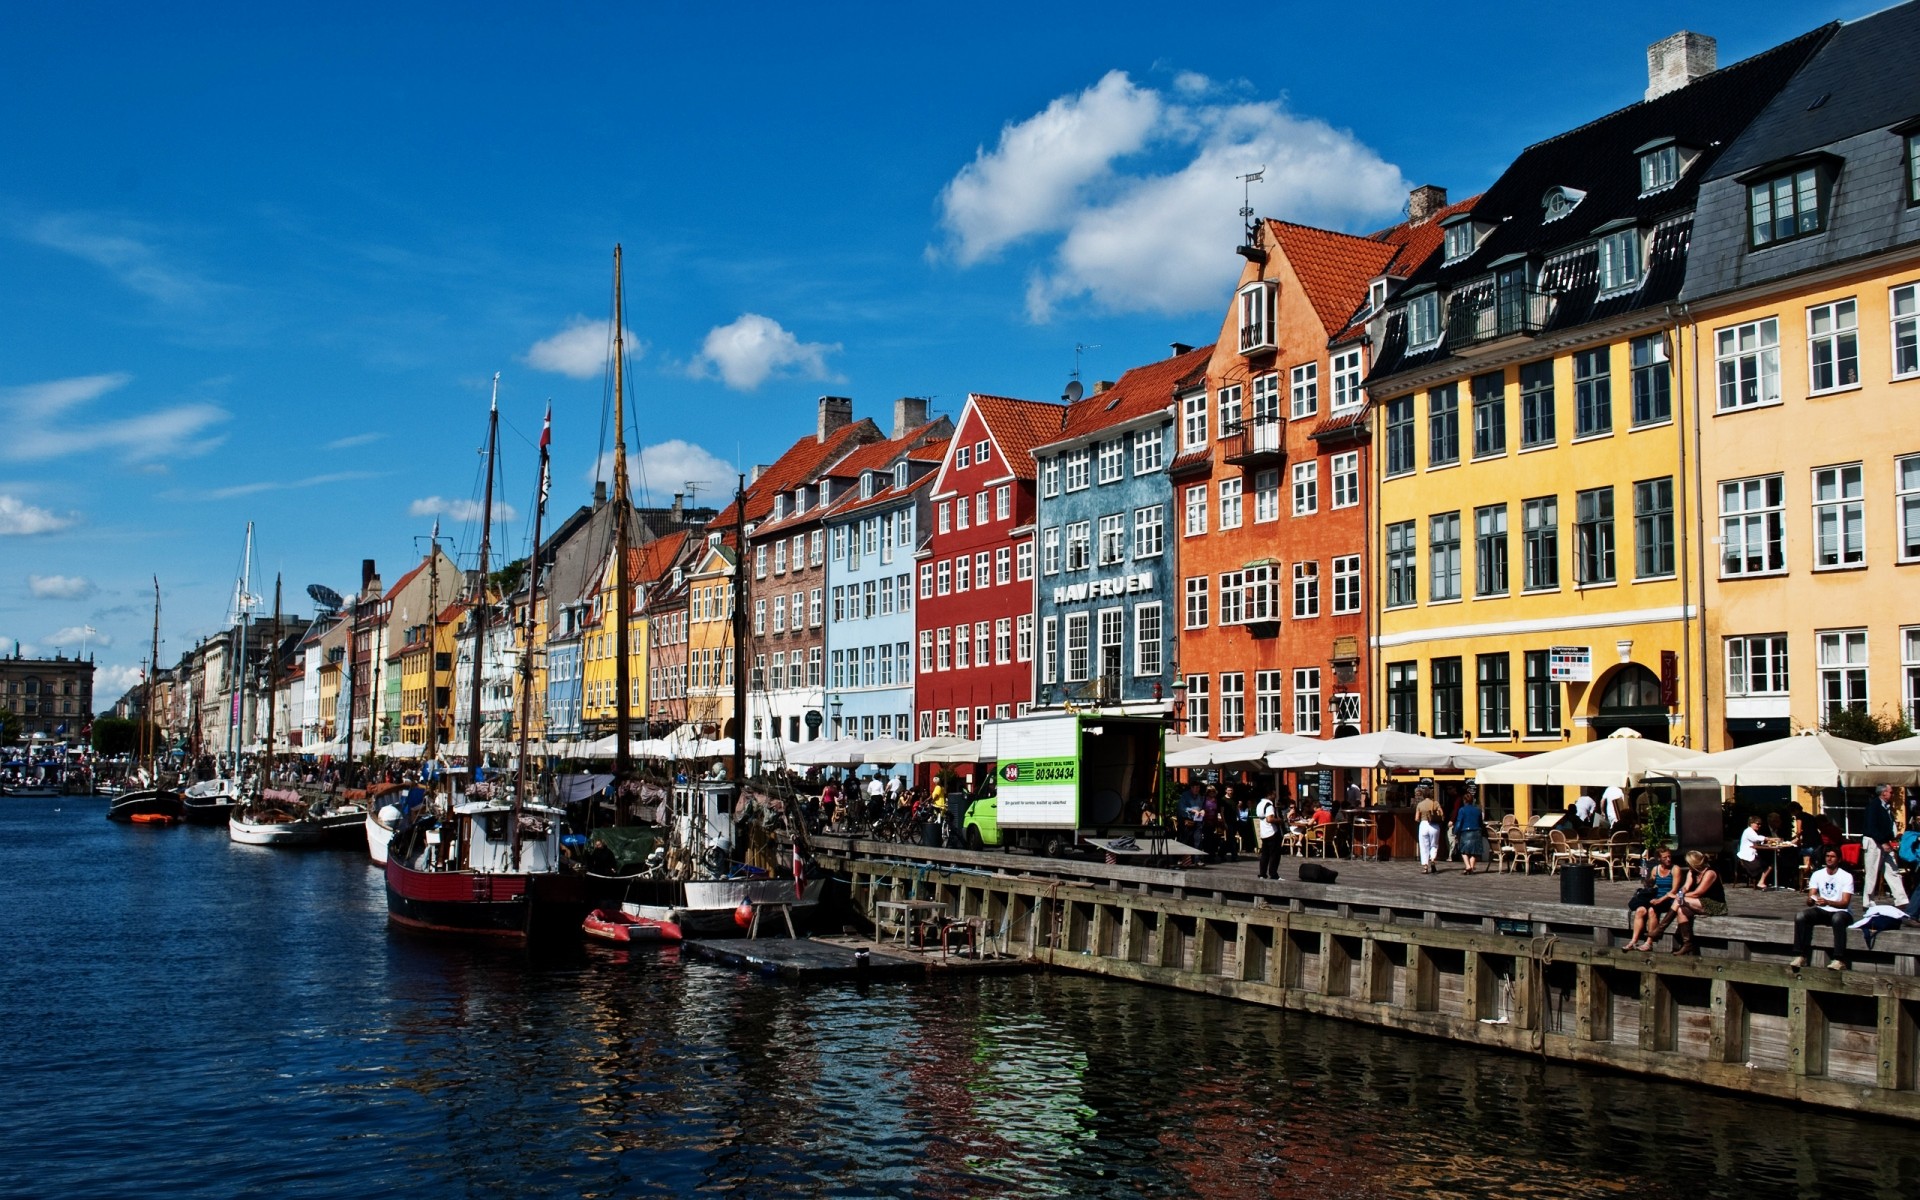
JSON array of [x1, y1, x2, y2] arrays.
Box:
[[1255, 792, 1283, 880], [1415, 788, 1446, 874], [1791, 847, 1856, 970], [1451, 788, 1488, 875], [1861, 785, 1909, 906]]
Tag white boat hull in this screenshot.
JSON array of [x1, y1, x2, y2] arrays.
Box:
[[626, 878, 826, 936], [228, 814, 329, 846], [366, 812, 394, 865]]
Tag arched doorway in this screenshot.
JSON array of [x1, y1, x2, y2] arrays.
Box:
[[1590, 664, 1669, 743]]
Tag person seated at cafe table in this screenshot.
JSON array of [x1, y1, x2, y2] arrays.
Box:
[[1573, 790, 1600, 829], [1736, 814, 1772, 889]]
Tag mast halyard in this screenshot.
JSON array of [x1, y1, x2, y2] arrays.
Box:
[[145, 577, 160, 774], [234, 522, 254, 778], [468, 374, 499, 780], [424, 522, 440, 766], [264, 576, 281, 785], [611, 245, 634, 797]]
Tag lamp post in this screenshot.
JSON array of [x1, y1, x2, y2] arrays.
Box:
[[829, 694, 843, 741]]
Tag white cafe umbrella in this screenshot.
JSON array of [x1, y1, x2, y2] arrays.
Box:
[[1164, 732, 1213, 755], [1265, 729, 1516, 772], [1867, 735, 1920, 768], [1665, 729, 1920, 789], [1167, 730, 1318, 768], [1476, 727, 1704, 787], [912, 737, 982, 764], [384, 742, 426, 760]]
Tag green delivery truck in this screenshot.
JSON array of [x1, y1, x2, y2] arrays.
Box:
[[962, 712, 1167, 856]]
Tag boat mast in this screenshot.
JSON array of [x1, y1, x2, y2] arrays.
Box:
[[515, 406, 551, 806], [264, 576, 281, 785], [424, 522, 440, 766], [611, 245, 634, 794], [467, 375, 499, 777], [145, 577, 160, 773], [731, 473, 747, 787], [234, 522, 253, 776]]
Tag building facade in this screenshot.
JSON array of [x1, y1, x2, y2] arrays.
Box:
[[0, 649, 94, 743]]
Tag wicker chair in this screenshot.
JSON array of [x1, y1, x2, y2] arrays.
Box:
[[1548, 829, 1589, 874]]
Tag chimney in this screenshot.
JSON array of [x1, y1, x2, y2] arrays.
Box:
[[817, 395, 853, 443], [1407, 184, 1448, 226], [1092, 380, 1115, 396], [1647, 31, 1716, 100], [361, 560, 376, 592], [671, 492, 684, 525], [1169, 342, 1193, 357], [750, 463, 769, 485], [892, 396, 928, 439], [593, 479, 607, 508]]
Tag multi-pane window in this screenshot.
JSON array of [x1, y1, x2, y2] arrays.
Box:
[[1252, 373, 1281, 422], [1575, 487, 1615, 585], [1428, 383, 1459, 466], [1065, 521, 1091, 571], [1290, 362, 1319, 419], [1041, 459, 1060, 498], [936, 627, 951, 671], [1720, 475, 1785, 576], [1429, 511, 1462, 602], [1065, 613, 1090, 682], [918, 631, 933, 674], [1219, 672, 1246, 737], [1477, 653, 1511, 737], [955, 499, 969, 530], [1185, 675, 1210, 735], [1331, 348, 1365, 410], [1574, 347, 1611, 438], [1386, 662, 1418, 733], [1634, 477, 1675, 579], [1894, 283, 1920, 379], [1184, 576, 1209, 628], [1474, 504, 1508, 597], [1217, 382, 1242, 434], [1906, 628, 1920, 725], [1523, 496, 1559, 591], [975, 551, 991, 589], [1813, 464, 1865, 568], [995, 546, 1011, 585], [996, 485, 1011, 521], [952, 624, 969, 670], [1519, 360, 1555, 448], [1386, 521, 1417, 607], [1184, 485, 1207, 536], [1332, 555, 1361, 614], [1293, 669, 1322, 735], [953, 556, 968, 593], [1292, 560, 1319, 618], [1630, 334, 1671, 426], [1182, 390, 1208, 449], [1899, 455, 1920, 562], [1219, 478, 1243, 529], [1133, 505, 1165, 558], [1471, 371, 1505, 458], [1133, 427, 1165, 474], [1641, 144, 1680, 194], [1064, 449, 1090, 491], [1218, 571, 1244, 625], [1254, 468, 1280, 522], [1726, 635, 1789, 697], [1016, 613, 1033, 662], [1716, 319, 1781, 410], [1331, 452, 1358, 509], [1041, 528, 1059, 575], [1598, 227, 1642, 292], [1134, 603, 1162, 677], [1748, 165, 1826, 247], [1041, 617, 1058, 683], [1807, 299, 1860, 393], [1097, 514, 1126, 566], [810, 530, 823, 565], [1291, 462, 1317, 516], [1407, 291, 1441, 346], [1818, 629, 1869, 719], [1255, 671, 1284, 733], [1097, 439, 1125, 484], [1385, 397, 1415, 476], [833, 525, 849, 560], [1017, 541, 1034, 580], [1243, 565, 1277, 621], [976, 621, 991, 667], [1239, 281, 1275, 352], [1524, 650, 1560, 736]]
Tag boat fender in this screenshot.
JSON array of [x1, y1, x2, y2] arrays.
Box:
[[734, 900, 754, 929], [377, 805, 403, 824]]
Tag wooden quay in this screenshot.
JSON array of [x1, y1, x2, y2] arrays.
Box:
[[810, 835, 1920, 1122]]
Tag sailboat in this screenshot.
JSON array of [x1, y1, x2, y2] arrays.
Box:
[[384, 374, 589, 942], [109, 578, 186, 823]]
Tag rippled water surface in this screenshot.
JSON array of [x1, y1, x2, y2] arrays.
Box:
[[7, 797, 1920, 1198]]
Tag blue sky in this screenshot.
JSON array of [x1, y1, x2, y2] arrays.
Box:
[[0, 0, 1853, 702]]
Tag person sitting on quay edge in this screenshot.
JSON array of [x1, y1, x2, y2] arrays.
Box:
[[1451, 788, 1488, 875], [1667, 850, 1727, 955], [1625, 847, 1681, 951], [1735, 814, 1772, 889], [1791, 847, 1857, 971]]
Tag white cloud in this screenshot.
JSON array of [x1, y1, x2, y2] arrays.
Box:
[[0, 494, 77, 535], [45, 625, 109, 650], [96, 663, 146, 695], [24, 213, 224, 307], [325, 432, 385, 450], [689, 314, 839, 391], [169, 470, 380, 502], [410, 496, 519, 524], [28, 574, 94, 599], [523, 316, 644, 380], [591, 439, 738, 504], [936, 71, 1410, 320], [0, 373, 227, 464]]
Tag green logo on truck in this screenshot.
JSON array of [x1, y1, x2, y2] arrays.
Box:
[[1000, 757, 1078, 786]]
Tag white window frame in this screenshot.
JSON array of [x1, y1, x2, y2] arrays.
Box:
[[1064, 448, 1090, 492], [1905, 627, 1920, 725], [1893, 282, 1919, 380], [1331, 348, 1365, 411], [1184, 576, 1208, 629], [1817, 629, 1869, 720], [1292, 668, 1322, 735], [1218, 478, 1243, 530], [1715, 318, 1781, 411], [1725, 634, 1789, 698], [1065, 521, 1091, 571], [1017, 540, 1034, 580], [1806, 299, 1860, 394], [1016, 613, 1033, 663], [1041, 616, 1058, 684], [1184, 485, 1207, 536], [1182, 390, 1208, 450], [1290, 362, 1319, 419], [1719, 474, 1786, 577], [1132, 427, 1165, 474], [1292, 560, 1319, 619], [1064, 612, 1090, 682], [1812, 463, 1865, 570], [1217, 384, 1242, 437], [1254, 670, 1284, 734], [1097, 439, 1125, 484], [995, 546, 1011, 585], [1292, 461, 1318, 516], [1219, 672, 1245, 737], [1041, 459, 1060, 499], [1042, 527, 1060, 575], [1238, 281, 1276, 353], [1253, 468, 1279, 523], [1898, 454, 1920, 564], [1332, 554, 1361, 614], [1185, 675, 1210, 735], [1597, 227, 1643, 293], [1134, 602, 1163, 677], [1132, 504, 1165, 559]]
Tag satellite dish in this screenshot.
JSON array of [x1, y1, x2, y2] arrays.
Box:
[[1062, 380, 1084, 403], [307, 583, 344, 612]]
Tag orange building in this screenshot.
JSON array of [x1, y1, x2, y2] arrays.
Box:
[[1171, 192, 1469, 788]]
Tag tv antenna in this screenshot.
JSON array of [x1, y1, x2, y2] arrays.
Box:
[[1238, 166, 1266, 259], [1063, 343, 1100, 403]]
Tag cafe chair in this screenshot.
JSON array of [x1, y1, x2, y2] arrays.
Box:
[[1547, 829, 1589, 875]]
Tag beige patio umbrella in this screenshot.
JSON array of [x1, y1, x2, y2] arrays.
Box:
[[1476, 727, 1704, 787], [1665, 730, 1920, 788], [1167, 730, 1318, 768], [1866, 735, 1920, 768], [1265, 729, 1517, 772]]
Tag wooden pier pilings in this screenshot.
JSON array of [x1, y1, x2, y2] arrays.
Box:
[[814, 837, 1920, 1122]]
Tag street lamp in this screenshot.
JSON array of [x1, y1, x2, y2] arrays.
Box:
[[829, 694, 843, 740]]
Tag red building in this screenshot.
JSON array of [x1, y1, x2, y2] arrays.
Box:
[[914, 393, 1062, 740]]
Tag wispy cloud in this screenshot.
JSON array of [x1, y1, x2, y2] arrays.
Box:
[[0, 494, 77, 535], [688, 314, 839, 391], [523, 316, 643, 380], [96, 663, 146, 694], [23, 213, 227, 308], [163, 470, 382, 501], [0, 373, 227, 464], [324, 432, 386, 450], [410, 496, 518, 524], [28, 574, 94, 599]]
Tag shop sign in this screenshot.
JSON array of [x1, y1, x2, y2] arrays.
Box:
[[1549, 646, 1592, 683], [1051, 572, 1154, 605]]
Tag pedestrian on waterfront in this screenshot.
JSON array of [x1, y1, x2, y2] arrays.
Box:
[[1791, 847, 1856, 970], [1255, 792, 1283, 879], [1862, 785, 1909, 906], [1602, 784, 1627, 829], [1415, 788, 1446, 874], [1234, 793, 1254, 858], [1668, 851, 1726, 954], [1451, 789, 1488, 875], [1625, 847, 1680, 951]]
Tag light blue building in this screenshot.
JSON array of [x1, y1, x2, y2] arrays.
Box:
[[544, 612, 584, 738], [821, 451, 940, 743]]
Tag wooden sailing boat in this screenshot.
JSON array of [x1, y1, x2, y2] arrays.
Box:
[[108, 578, 186, 822], [383, 374, 589, 942]]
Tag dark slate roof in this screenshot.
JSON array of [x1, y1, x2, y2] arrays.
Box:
[[1368, 22, 1833, 385], [1683, 1, 1920, 301]]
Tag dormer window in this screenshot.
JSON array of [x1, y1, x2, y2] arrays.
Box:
[[893, 461, 908, 489], [1368, 277, 1391, 313], [1406, 290, 1442, 347], [793, 486, 808, 513], [860, 472, 875, 499], [1743, 157, 1838, 248], [1440, 214, 1487, 264], [1541, 186, 1588, 223], [1595, 222, 1644, 293], [771, 494, 786, 520], [1238, 280, 1277, 354]]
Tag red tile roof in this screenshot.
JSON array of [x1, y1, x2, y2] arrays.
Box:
[[968, 394, 1064, 481], [822, 467, 936, 521], [1042, 345, 1214, 448], [1266, 222, 1401, 336], [707, 418, 882, 529], [631, 529, 689, 587], [819, 419, 946, 478]]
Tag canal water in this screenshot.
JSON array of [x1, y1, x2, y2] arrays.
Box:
[[7, 797, 1919, 1199]]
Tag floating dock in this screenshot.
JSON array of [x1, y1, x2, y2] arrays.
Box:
[[682, 933, 1034, 981]]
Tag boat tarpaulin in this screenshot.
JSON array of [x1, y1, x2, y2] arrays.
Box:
[[585, 826, 659, 872], [555, 773, 615, 805]]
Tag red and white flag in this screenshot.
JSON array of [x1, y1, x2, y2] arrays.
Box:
[[538, 405, 552, 503], [792, 842, 805, 899]]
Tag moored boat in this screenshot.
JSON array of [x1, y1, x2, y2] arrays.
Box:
[[384, 801, 591, 940], [107, 788, 187, 822], [180, 778, 242, 826], [583, 906, 682, 944]]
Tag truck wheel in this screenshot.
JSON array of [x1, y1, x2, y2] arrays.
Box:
[[1044, 836, 1066, 859], [965, 827, 983, 852]]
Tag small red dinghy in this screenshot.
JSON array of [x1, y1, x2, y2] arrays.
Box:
[[129, 812, 180, 826], [583, 907, 683, 945]]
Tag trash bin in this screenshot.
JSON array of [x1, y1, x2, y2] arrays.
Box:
[[922, 823, 942, 848], [1559, 862, 1596, 906]]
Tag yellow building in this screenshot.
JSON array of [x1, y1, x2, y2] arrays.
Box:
[[684, 535, 738, 740], [579, 546, 649, 734], [397, 605, 459, 747], [1363, 35, 1823, 817], [1675, 10, 1920, 757]]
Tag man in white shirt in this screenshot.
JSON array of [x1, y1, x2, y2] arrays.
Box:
[[1255, 793, 1282, 880], [1602, 785, 1627, 828], [1735, 814, 1772, 888], [1572, 791, 1599, 828], [1791, 847, 1856, 970]]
